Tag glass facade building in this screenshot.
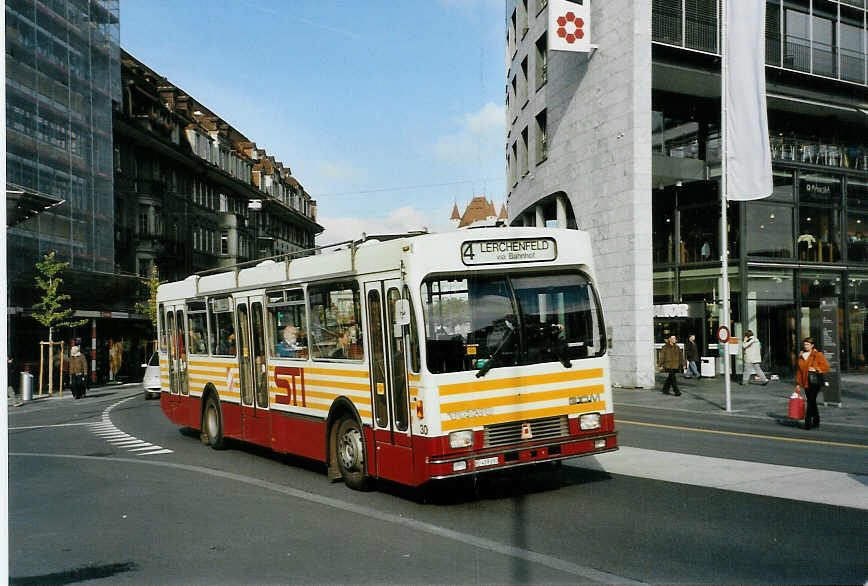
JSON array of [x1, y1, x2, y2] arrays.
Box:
[[6, 0, 121, 281], [650, 0, 868, 375]]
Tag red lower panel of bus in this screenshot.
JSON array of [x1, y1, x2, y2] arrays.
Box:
[[163, 394, 616, 486]]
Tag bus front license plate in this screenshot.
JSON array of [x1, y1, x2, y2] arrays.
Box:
[[474, 456, 499, 468]]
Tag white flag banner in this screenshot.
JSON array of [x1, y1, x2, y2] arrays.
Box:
[[548, 0, 590, 53], [725, 1, 773, 201]]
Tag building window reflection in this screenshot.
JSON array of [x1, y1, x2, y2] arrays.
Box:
[[653, 189, 676, 264], [798, 271, 843, 362], [847, 178, 868, 210], [798, 206, 840, 262], [747, 203, 793, 258]]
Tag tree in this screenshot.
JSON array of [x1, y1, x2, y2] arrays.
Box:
[[134, 264, 161, 332], [32, 251, 86, 394]]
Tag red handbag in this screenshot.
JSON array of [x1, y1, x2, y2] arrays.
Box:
[[788, 387, 806, 420]]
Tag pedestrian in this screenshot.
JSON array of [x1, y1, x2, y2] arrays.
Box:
[[69, 345, 88, 399], [657, 335, 686, 396], [796, 337, 829, 430], [741, 329, 769, 385], [684, 334, 701, 378]]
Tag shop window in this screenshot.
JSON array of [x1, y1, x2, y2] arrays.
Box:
[[847, 178, 868, 211], [799, 172, 842, 205], [679, 206, 718, 264], [653, 189, 676, 264], [746, 203, 793, 258], [769, 169, 794, 202], [798, 206, 840, 262], [846, 274, 868, 370], [798, 271, 843, 356], [847, 213, 868, 263], [654, 269, 676, 304]]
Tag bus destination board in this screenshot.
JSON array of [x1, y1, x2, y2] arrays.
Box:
[[461, 238, 557, 265]]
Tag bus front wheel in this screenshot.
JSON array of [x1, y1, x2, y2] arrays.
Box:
[[335, 418, 369, 491], [203, 395, 225, 450]]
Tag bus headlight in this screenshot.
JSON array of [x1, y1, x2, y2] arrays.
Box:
[[449, 430, 474, 449], [579, 413, 601, 431]]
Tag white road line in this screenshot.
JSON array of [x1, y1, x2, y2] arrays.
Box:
[[9, 452, 642, 585], [568, 446, 868, 510], [85, 395, 173, 456]]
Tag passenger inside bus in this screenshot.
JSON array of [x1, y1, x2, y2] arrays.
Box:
[[276, 325, 302, 357], [217, 331, 236, 356]]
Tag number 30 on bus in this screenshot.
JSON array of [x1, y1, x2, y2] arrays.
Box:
[[156, 227, 617, 491]]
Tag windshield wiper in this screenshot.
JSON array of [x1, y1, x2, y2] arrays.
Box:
[[545, 324, 572, 369], [476, 321, 515, 378]]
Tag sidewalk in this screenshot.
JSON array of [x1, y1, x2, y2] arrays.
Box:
[[7, 381, 141, 408], [615, 372, 868, 429]]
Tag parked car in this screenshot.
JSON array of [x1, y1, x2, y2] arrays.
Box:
[[142, 352, 161, 399]]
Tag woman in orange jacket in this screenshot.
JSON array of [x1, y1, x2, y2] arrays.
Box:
[[796, 337, 830, 430]]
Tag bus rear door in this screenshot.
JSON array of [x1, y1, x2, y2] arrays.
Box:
[[163, 304, 188, 420], [236, 297, 270, 447], [364, 280, 413, 484]]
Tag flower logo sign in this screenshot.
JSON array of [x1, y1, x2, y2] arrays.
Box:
[[548, 0, 591, 53], [555, 11, 584, 44]]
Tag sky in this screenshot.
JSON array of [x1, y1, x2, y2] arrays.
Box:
[[120, 0, 507, 244]]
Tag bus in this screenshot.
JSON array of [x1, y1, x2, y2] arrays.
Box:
[[156, 227, 617, 490]]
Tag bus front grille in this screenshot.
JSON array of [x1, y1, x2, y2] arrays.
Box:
[[483, 415, 569, 448]]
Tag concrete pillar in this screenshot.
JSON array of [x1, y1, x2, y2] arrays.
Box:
[[535, 205, 545, 227], [556, 195, 568, 228]]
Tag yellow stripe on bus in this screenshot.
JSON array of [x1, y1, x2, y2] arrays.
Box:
[[408, 373, 421, 382], [303, 378, 370, 392], [440, 401, 606, 431], [275, 389, 372, 406], [441, 384, 605, 413], [438, 368, 604, 396], [302, 367, 369, 379]]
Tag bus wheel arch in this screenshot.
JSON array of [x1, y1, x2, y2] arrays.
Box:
[[326, 398, 370, 491], [201, 385, 225, 450]]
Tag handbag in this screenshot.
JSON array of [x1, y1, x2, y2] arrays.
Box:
[[788, 387, 806, 420], [808, 370, 824, 388]]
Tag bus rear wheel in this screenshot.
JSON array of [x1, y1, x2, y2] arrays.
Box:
[[335, 418, 369, 491], [202, 395, 225, 450]]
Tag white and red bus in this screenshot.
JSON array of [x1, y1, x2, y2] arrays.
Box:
[[156, 227, 617, 490]]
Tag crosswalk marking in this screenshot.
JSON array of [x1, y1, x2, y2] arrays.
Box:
[[87, 395, 173, 457]]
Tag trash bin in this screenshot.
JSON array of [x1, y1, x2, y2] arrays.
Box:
[[20, 372, 33, 401], [700, 357, 715, 378]]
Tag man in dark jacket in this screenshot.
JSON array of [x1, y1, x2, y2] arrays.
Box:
[[657, 335, 686, 396], [684, 334, 700, 378]]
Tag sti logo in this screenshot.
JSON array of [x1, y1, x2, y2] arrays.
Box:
[[555, 10, 584, 44]]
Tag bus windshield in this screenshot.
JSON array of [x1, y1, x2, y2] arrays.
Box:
[[421, 271, 606, 374]]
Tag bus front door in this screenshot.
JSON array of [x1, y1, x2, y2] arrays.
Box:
[[237, 298, 270, 447], [364, 280, 413, 484]]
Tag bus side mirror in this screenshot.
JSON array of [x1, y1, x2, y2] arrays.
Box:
[[394, 299, 411, 326]]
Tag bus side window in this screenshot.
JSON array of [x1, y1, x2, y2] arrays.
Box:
[[309, 281, 363, 361], [187, 300, 208, 355], [268, 289, 308, 359], [158, 303, 166, 352], [403, 285, 420, 373], [209, 297, 237, 356]]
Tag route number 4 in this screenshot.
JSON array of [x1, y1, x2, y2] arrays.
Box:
[[461, 243, 475, 262]]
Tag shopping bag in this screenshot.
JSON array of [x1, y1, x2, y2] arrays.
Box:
[[788, 388, 805, 420]]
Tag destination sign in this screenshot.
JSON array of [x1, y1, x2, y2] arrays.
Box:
[[461, 238, 557, 265]]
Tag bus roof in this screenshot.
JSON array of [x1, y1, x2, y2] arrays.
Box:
[[157, 227, 595, 302]]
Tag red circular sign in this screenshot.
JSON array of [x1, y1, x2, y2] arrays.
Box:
[[716, 325, 730, 344]]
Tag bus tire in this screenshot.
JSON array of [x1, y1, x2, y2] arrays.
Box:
[[335, 417, 369, 491], [202, 395, 225, 450]]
